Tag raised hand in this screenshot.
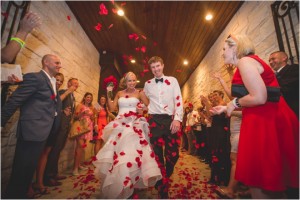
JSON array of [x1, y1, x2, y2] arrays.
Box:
[[106, 85, 113, 92], [209, 105, 227, 115], [213, 72, 221, 79], [19, 12, 41, 34]]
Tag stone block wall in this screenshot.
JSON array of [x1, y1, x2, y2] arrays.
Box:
[[182, 1, 281, 108], [1, 1, 100, 187]]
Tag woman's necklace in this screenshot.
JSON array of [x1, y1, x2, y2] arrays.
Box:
[[125, 88, 136, 93]]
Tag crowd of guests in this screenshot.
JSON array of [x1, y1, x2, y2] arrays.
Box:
[[1, 10, 299, 200]]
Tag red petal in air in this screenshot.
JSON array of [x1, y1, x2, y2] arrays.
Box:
[[112, 8, 117, 14], [94, 23, 102, 31], [141, 35, 147, 40], [99, 3, 108, 15], [108, 24, 114, 29], [67, 15, 71, 20], [140, 46, 146, 53]]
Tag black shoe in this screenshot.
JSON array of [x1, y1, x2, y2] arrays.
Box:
[[159, 191, 169, 199]]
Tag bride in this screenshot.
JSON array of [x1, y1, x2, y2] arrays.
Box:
[[93, 72, 162, 199]]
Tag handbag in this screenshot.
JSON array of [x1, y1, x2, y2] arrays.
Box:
[[68, 118, 90, 139], [231, 84, 281, 102]]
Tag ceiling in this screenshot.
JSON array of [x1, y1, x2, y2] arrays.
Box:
[[67, 1, 243, 88]]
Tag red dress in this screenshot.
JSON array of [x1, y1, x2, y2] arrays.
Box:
[[232, 55, 299, 191]]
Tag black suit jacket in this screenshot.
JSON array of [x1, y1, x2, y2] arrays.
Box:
[[277, 64, 299, 117], [1, 70, 62, 141]]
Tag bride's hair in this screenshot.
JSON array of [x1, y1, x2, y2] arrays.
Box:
[[119, 71, 136, 88]]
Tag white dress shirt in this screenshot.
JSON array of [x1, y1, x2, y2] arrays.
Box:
[[144, 75, 183, 122], [42, 70, 57, 96]]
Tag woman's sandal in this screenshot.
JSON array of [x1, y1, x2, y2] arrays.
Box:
[[238, 190, 251, 198], [32, 184, 50, 195], [215, 187, 236, 199]]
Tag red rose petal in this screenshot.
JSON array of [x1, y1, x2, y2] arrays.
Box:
[[108, 24, 113, 29], [127, 162, 132, 168], [67, 15, 71, 20], [94, 23, 102, 31]]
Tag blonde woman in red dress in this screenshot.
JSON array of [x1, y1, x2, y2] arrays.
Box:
[[210, 34, 299, 198]]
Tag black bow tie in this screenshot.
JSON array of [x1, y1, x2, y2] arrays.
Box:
[[155, 78, 163, 83]]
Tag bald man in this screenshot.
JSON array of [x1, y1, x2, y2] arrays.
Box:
[[1, 54, 62, 198], [269, 51, 299, 118]]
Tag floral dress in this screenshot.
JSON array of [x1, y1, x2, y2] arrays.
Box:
[[78, 104, 94, 141]]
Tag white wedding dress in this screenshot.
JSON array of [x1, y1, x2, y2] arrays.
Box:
[[93, 97, 162, 199]]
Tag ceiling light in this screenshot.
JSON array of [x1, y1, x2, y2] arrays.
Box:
[[130, 59, 136, 63], [117, 9, 124, 16], [137, 80, 140, 83], [205, 14, 213, 21], [183, 60, 188, 65]]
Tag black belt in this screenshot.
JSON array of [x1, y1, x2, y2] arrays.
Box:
[[149, 114, 173, 117]]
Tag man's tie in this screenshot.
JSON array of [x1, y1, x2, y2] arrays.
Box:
[[155, 78, 163, 83]]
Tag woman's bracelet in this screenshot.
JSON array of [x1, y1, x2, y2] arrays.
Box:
[[10, 37, 25, 48], [232, 97, 242, 108]]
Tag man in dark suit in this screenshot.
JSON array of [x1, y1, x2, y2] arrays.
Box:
[[269, 51, 299, 199], [44, 77, 78, 186], [269, 51, 299, 118], [1, 54, 62, 198]]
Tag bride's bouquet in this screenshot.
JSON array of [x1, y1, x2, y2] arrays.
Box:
[[103, 75, 118, 99]]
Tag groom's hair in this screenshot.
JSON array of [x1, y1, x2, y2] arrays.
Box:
[[148, 56, 164, 65]]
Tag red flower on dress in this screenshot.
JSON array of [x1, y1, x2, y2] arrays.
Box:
[[176, 95, 180, 100], [67, 15, 71, 21], [147, 80, 151, 83], [120, 151, 125, 156], [177, 102, 181, 107], [127, 162, 132, 168], [224, 126, 229, 131], [164, 79, 171, 85]]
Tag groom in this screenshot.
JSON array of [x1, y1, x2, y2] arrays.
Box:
[[144, 56, 183, 198]]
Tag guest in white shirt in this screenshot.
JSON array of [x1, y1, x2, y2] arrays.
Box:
[[185, 103, 199, 155], [144, 56, 183, 199]]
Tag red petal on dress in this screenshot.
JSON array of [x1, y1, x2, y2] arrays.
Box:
[[127, 162, 132, 168]]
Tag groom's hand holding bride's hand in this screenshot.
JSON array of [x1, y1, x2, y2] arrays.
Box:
[[170, 120, 181, 134]]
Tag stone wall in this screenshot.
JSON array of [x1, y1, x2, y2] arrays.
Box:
[[1, 1, 100, 186], [182, 1, 281, 108]]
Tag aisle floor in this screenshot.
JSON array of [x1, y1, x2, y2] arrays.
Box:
[[38, 151, 220, 199]]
